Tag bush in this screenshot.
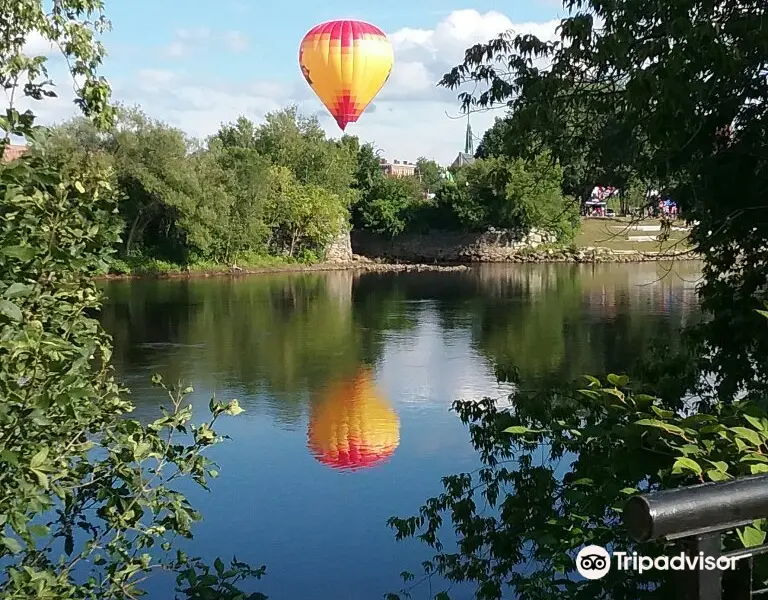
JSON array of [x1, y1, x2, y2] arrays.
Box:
[[430, 155, 580, 240], [1, 124, 264, 600]]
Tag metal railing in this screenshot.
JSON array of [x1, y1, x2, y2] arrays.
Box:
[[623, 474, 768, 599]]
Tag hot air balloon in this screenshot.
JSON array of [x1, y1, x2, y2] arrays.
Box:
[[308, 369, 399, 471], [298, 20, 394, 131]]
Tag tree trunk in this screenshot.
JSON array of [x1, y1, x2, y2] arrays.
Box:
[[125, 211, 146, 255]]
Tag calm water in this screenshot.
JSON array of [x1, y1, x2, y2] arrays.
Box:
[[99, 262, 701, 599]]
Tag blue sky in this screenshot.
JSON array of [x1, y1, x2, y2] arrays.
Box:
[[21, 1, 564, 164]]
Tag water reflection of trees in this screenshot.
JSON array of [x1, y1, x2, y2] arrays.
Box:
[[99, 263, 701, 424]]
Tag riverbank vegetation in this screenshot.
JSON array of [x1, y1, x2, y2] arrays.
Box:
[[387, 0, 768, 597], [42, 106, 582, 272], [0, 2, 266, 598], [34, 88, 672, 274]]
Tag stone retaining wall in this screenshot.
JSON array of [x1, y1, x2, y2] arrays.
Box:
[[324, 226, 354, 262], [350, 228, 556, 262]]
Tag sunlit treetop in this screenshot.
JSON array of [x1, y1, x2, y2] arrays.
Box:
[[0, 0, 114, 142]]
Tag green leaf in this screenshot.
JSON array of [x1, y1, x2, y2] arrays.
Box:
[[568, 478, 594, 487], [750, 463, 768, 474], [681, 414, 717, 426], [672, 457, 702, 475], [28, 524, 50, 537], [619, 487, 637, 495], [0, 451, 18, 465], [0, 299, 22, 321], [601, 387, 625, 402], [1, 537, 23, 553], [29, 447, 48, 468], [738, 525, 766, 548], [740, 453, 768, 463], [30, 469, 49, 489], [730, 427, 764, 446], [1, 245, 35, 261], [582, 375, 601, 388], [632, 394, 657, 407], [707, 470, 730, 481], [606, 374, 629, 387], [224, 399, 244, 416], [214, 557, 224, 574], [634, 419, 687, 437], [744, 415, 768, 432], [4, 283, 32, 298], [707, 460, 728, 472], [74, 181, 85, 193], [651, 406, 675, 419], [503, 425, 544, 435]]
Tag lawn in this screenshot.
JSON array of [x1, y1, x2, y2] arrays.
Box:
[[573, 217, 692, 252]]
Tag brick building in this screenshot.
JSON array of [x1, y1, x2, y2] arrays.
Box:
[[1, 144, 28, 163], [379, 158, 416, 177]]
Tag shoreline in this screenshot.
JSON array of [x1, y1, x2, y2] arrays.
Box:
[[95, 248, 701, 281]]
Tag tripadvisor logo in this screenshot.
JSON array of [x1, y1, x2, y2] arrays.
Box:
[[576, 545, 611, 579], [575, 544, 738, 579]]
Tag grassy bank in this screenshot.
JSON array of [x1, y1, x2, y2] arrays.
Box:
[[574, 217, 691, 252], [106, 254, 310, 277]]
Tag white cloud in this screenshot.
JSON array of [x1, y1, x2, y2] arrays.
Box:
[[163, 27, 247, 57], [176, 27, 211, 41], [224, 31, 248, 52], [6, 10, 561, 164], [164, 41, 189, 58], [22, 31, 58, 57]]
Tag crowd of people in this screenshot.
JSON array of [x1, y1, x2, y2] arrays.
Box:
[[582, 186, 679, 218]]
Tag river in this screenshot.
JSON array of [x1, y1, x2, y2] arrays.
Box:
[[98, 262, 701, 600]]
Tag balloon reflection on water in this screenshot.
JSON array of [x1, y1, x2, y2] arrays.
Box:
[[308, 369, 399, 471]]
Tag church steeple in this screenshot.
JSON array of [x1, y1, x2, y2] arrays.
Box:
[[464, 116, 474, 155]]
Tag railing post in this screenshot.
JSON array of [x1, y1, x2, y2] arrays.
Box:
[[622, 474, 768, 600], [722, 556, 752, 600], [677, 532, 722, 600]]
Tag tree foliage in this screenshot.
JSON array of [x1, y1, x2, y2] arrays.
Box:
[[432, 155, 578, 239], [390, 0, 768, 596], [437, 0, 767, 396], [44, 107, 357, 265], [0, 2, 265, 598], [389, 373, 768, 600]]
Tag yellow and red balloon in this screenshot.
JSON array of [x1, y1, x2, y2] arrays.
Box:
[[299, 20, 394, 130], [308, 369, 399, 471]]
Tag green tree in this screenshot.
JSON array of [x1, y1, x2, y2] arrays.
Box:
[[214, 116, 259, 150], [249, 107, 357, 202], [350, 142, 386, 229], [357, 175, 422, 237], [107, 107, 200, 260], [263, 165, 346, 257], [433, 155, 578, 239], [191, 141, 272, 262], [415, 157, 441, 192], [389, 0, 768, 596], [0, 2, 264, 598], [437, 0, 766, 399]]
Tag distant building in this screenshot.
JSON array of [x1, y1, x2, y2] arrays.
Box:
[[450, 118, 476, 168], [451, 152, 475, 168], [1, 144, 28, 163], [379, 157, 417, 177]]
